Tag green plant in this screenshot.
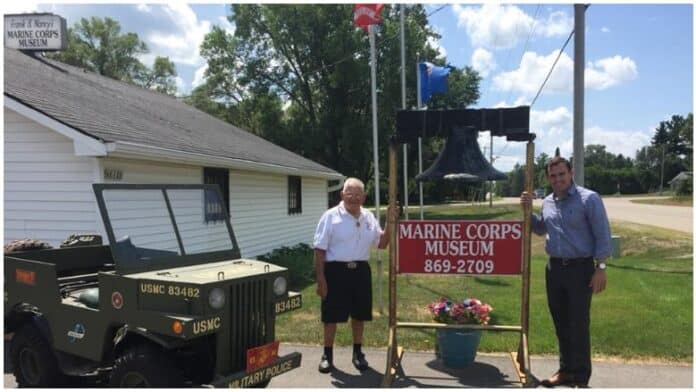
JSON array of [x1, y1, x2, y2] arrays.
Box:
[[257, 243, 314, 288]]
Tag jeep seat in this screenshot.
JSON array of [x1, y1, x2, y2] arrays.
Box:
[[77, 288, 100, 309]]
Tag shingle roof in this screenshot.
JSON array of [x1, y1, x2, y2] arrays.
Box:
[[4, 48, 340, 177]]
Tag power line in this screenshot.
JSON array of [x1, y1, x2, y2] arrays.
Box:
[[529, 28, 574, 108]]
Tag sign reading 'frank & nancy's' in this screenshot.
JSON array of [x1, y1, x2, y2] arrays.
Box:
[[398, 220, 523, 275], [4, 13, 67, 51]]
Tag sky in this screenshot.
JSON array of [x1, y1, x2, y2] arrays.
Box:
[[2, 2, 693, 172]]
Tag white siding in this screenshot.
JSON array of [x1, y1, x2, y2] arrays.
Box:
[[4, 108, 99, 246], [229, 170, 327, 257], [3, 109, 329, 254], [101, 159, 328, 257]]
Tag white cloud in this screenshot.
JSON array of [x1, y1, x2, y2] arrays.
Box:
[[585, 126, 651, 158], [493, 50, 574, 95], [535, 11, 573, 38], [428, 25, 447, 59], [493, 51, 638, 95], [586, 56, 638, 90], [145, 4, 211, 66], [192, 64, 208, 89], [601, 26, 610, 33], [453, 4, 534, 49], [427, 36, 447, 58], [135, 4, 151, 13], [452, 4, 571, 50], [471, 48, 496, 77], [217, 16, 236, 36]]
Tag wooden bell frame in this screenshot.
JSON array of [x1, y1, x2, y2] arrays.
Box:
[[381, 110, 536, 387]]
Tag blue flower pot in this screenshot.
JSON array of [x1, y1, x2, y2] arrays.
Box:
[[436, 328, 482, 368]]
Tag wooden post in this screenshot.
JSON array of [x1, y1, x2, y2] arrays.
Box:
[[516, 139, 535, 386], [382, 139, 400, 387]]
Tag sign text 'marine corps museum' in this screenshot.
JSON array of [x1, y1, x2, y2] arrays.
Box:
[[4, 13, 67, 51], [398, 220, 524, 275]]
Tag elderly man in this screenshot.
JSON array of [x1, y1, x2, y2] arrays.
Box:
[[521, 156, 610, 388], [313, 177, 392, 373]]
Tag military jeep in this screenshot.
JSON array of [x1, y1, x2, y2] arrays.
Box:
[[4, 184, 302, 387]]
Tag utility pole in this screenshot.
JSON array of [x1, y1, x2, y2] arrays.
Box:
[[573, 4, 586, 186]]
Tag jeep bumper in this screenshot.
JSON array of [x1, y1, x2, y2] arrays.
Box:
[[208, 352, 302, 388]]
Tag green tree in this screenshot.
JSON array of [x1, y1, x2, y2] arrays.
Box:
[[195, 4, 481, 204], [50, 17, 177, 95], [638, 113, 693, 191]]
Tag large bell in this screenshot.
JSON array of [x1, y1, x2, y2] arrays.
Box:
[[416, 126, 507, 183]]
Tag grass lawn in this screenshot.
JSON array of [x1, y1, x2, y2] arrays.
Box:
[[276, 205, 693, 363]]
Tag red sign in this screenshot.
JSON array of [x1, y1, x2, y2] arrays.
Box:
[[398, 220, 523, 275], [246, 341, 279, 372], [353, 4, 384, 30], [15, 269, 36, 285]]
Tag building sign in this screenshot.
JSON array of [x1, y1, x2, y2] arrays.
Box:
[[4, 13, 67, 51], [398, 220, 523, 275]]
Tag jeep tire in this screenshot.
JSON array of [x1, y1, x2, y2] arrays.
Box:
[[109, 344, 184, 387], [11, 324, 65, 387]]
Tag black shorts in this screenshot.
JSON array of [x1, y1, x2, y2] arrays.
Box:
[[321, 261, 372, 323]]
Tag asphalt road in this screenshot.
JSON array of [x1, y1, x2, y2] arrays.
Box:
[[493, 196, 692, 233]]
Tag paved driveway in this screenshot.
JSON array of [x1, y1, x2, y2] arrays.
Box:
[[499, 196, 692, 233]]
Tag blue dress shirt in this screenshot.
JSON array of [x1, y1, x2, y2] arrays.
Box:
[[531, 183, 612, 260]]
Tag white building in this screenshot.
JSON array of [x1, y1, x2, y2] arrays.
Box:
[[4, 48, 343, 257]]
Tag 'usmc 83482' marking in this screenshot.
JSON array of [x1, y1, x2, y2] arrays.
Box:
[[140, 282, 200, 298]]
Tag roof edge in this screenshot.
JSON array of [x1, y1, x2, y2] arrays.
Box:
[[109, 140, 344, 180], [5, 95, 107, 156]]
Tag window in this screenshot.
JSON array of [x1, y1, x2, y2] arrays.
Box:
[[204, 167, 229, 222], [288, 176, 302, 215]]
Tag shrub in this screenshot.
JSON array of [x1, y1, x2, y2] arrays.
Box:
[[257, 243, 314, 288]]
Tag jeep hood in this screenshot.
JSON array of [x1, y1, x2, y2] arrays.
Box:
[[124, 259, 286, 284]]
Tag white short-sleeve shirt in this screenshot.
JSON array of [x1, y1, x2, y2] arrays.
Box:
[[313, 201, 383, 261]]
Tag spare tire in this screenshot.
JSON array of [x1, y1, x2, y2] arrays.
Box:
[[4, 239, 53, 253]]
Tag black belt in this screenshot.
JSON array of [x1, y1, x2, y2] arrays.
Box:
[[549, 257, 594, 266], [328, 261, 367, 269]]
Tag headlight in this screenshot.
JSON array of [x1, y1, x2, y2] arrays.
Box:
[[273, 276, 287, 296], [208, 287, 226, 309]]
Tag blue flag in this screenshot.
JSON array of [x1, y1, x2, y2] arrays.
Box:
[[419, 62, 452, 104]]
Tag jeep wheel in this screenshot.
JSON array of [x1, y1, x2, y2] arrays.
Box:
[[109, 345, 184, 387], [11, 324, 65, 387]]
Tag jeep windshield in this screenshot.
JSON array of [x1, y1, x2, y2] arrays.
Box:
[[93, 184, 240, 274]]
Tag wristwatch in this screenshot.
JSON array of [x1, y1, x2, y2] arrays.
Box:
[[596, 262, 607, 270]]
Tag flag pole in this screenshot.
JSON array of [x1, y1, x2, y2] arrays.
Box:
[[400, 4, 408, 219], [416, 60, 424, 220], [368, 24, 383, 314]]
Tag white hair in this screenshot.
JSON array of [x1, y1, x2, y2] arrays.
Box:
[[342, 177, 365, 192]]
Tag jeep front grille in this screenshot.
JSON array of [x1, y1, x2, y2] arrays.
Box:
[[229, 278, 273, 370]]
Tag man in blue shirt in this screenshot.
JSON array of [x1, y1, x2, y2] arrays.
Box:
[[521, 156, 610, 388]]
